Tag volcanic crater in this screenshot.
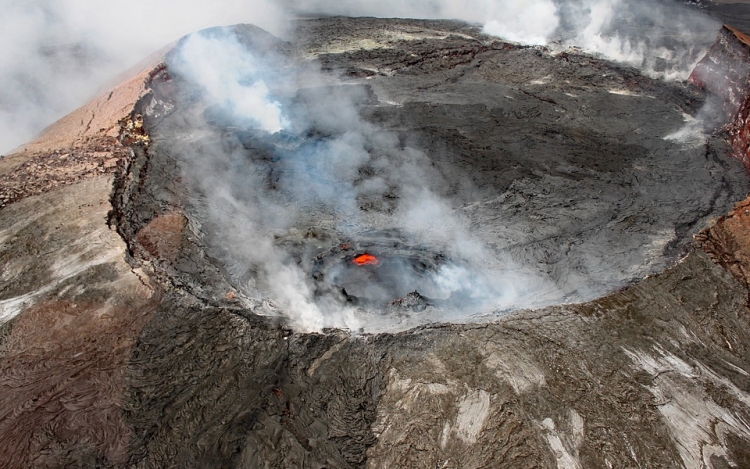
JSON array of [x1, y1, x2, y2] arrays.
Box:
[[4, 13, 750, 469], [120, 18, 750, 332]]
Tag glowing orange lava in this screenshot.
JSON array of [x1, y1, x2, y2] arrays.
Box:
[[353, 253, 379, 266]]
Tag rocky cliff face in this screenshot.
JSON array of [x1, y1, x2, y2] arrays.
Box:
[[2, 17, 750, 469], [690, 25, 750, 171]]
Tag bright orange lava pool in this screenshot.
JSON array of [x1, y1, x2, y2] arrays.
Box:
[[353, 253, 379, 266]]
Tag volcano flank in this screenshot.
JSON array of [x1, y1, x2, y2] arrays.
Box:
[[3, 14, 750, 469]]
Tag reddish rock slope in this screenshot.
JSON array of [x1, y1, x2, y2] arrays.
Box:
[[690, 25, 750, 170]]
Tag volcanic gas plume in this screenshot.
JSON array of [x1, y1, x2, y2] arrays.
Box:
[[5, 9, 750, 468], [157, 26, 570, 332], [0, 0, 720, 155]]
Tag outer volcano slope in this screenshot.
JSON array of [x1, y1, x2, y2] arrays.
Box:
[[1, 17, 750, 469]]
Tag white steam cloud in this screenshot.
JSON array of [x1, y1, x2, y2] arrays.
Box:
[[176, 34, 287, 133], [291, 0, 560, 45], [553, 0, 720, 80], [0, 0, 727, 332], [291, 0, 719, 79], [0, 0, 287, 155], [0, 0, 722, 155], [483, 0, 560, 45], [167, 29, 558, 332]]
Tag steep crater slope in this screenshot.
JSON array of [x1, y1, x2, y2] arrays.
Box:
[[692, 24, 750, 170], [114, 18, 749, 331]]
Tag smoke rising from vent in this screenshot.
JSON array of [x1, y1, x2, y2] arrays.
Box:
[[165, 28, 559, 331], [290, 0, 561, 45], [551, 0, 720, 80], [0, 0, 287, 155], [0, 0, 723, 155], [174, 34, 287, 133], [291, 0, 720, 79]]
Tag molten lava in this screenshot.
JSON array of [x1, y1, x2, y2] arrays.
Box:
[[353, 253, 379, 266]]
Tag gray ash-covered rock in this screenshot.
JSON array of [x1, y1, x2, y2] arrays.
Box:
[[388, 290, 434, 312]]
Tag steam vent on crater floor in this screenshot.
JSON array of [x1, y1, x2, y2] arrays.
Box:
[[8, 10, 750, 468]]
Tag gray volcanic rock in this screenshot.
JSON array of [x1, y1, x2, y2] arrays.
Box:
[[2, 16, 750, 469]]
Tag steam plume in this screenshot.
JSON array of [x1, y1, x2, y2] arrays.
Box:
[[166, 28, 558, 331], [0, 0, 287, 155], [0, 0, 723, 155], [290, 0, 720, 79], [551, 0, 720, 80]]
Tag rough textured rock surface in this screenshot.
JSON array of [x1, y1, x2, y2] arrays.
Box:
[[690, 25, 750, 171], [2, 16, 750, 469], [705, 0, 750, 37]]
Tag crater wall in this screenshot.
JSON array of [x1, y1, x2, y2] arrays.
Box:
[[690, 25, 750, 171]]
